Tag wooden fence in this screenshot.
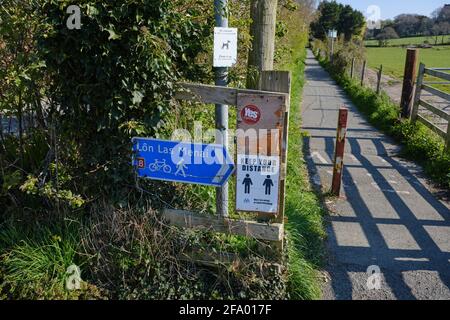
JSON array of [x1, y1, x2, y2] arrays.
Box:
[[411, 63, 450, 150]]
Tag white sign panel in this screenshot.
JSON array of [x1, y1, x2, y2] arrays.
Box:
[[236, 154, 280, 213], [328, 30, 337, 39], [213, 27, 238, 67]]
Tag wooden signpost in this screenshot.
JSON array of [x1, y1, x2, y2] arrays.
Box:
[[159, 75, 290, 252]]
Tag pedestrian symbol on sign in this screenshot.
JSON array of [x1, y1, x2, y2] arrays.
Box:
[[243, 174, 253, 194], [263, 176, 274, 195], [175, 159, 188, 177]]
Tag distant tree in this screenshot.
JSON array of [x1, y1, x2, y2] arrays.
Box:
[[376, 27, 399, 47], [367, 5, 450, 41], [338, 5, 366, 41], [418, 16, 434, 36], [310, 0, 365, 41], [434, 5, 450, 23], [310, 0, 341, 40], [439, 22, 450, 44], [393, 14, 421, 37], [431, 24, 442, 45]]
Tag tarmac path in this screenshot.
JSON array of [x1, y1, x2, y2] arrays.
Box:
[[301, 49, 450, 300]]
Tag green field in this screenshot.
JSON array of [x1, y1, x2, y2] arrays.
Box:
[[366, 46, 450, 81], [365, 35, 450, 47]]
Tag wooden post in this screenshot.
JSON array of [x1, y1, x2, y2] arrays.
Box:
[[350, 58, 355, 79], [259, 71, 290, 252], [331, 107, 348, 197], [260, 71, 291, 226], [376, 65, 383, 94], [446, 122, 450, 152], [360, 60, 367, 86], [247, 0, 278, 89], [411, 63, 425, 122], [401, 49, 419, 118], [330, 37, 334, 63]]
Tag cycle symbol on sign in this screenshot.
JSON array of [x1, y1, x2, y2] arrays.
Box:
[[149, 159, 172, 174]]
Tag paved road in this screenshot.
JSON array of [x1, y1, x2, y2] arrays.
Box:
[[301, 49, 450, 300]]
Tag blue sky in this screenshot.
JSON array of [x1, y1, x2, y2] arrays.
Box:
[[331, 0, 447, 19]]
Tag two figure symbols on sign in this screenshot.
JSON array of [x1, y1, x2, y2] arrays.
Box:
[[243, 174, 274, 195]]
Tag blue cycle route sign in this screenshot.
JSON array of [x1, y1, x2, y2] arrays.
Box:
[[132, 137, 235, 187]]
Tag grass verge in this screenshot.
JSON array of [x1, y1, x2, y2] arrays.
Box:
[[314, 51, 450, 189], [279, 37, 327, 300]]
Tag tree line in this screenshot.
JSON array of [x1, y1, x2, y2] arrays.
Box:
[[310, 0, 366, 42], [368, 5, 450, 46]]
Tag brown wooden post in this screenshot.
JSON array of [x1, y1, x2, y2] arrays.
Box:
[[446, 122, 450, 152], [361, 60, 367, 86], [247, 0, 278, 89], [260, 71, 291, 252], [331, 107, 348, 197], [376, 65, 383, 94], [350, 58, 355, 79], [411, 63, 425, 122], [401, 49, 419, 118]]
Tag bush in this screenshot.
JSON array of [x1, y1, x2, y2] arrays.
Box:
[[1, 0, 213, 215]]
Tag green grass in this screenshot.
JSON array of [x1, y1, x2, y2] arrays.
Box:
[[366, 46, 450, 79], [278, 36, 327, 300], [365, 35, 450, 47], [0, 220, 101, 299]]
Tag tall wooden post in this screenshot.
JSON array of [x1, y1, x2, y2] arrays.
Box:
[[376, 65, 383, 94], [330, 36, 334, 63], [247, 0, 278, 89], [260, 71, 291, 251], [446, 122, 450, 152], [411, 63, 425, 122], [401, 49, 419, 118], [350, 58, 355, 78], [214, 0, 229, 217], [360, 60, 367, 86], [331, 108, 349, 197]]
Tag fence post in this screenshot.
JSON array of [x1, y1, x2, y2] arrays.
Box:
[[350, 58, 355, 79], [376, 65, 383, 94], [361, 60, 367, 86], [401, 49, 419, 118], [411, 63, 425, 122], [446, 122, 450, 152], [331, 107, 349, 197]]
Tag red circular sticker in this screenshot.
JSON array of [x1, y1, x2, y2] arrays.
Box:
[[241, 105, 261, 125]]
